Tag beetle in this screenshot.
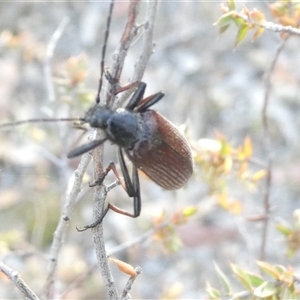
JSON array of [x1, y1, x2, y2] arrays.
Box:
[[67, 81, 193, 228], [0, 0, 193, 228]]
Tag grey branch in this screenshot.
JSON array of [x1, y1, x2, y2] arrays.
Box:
[[91, 0, 159, 299], [261, 21, 300, 36], [121, 266, 142, 300], [43, 153, 92, 298], [0, 261, 40, 300], [44, 17, 69, 103]]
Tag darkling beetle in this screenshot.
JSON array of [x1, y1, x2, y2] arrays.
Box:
[[67, 81, 193, 227], [0, 0, 193, 227]]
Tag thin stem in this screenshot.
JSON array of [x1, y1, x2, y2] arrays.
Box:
[[43, 153, 91, 298], [234, 11, 300, 36], [89, 0, 159, 298], [259, 37, 288, 260], [44, 17, 69, 103], [121, 267, 142, 300], [115, 0, 159, 108], [0, 261, 40, 300]]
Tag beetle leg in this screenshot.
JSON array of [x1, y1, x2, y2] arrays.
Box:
[[104, 69, 140, 96], [111, 81, 164, 112], [77, 170, 140, 231], [67, 138, 107, 158], [114, 81, 139, 95], [136, 91, 165, 112], [125, 82, 146, 111], [87, 148, 141, 227], [125, 81, 165, 112], [117, 147, 135, 195], [76, 205, 110, 232], [105, 162, 141, 218], [117, 148, 141, 217], [131, 165, 141, 217], [89, 161, 125, 188]]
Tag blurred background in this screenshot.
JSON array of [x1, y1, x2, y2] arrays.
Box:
[[1, 1, 300, 299]]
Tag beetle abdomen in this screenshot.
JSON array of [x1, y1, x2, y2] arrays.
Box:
[[126, 110, 193, 190]]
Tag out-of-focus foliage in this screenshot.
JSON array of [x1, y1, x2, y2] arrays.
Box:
[[276, 209, 300, 258], [207, 261, 300, 299], [269, 0, 300, 27], [215, 0, 265, 46], [193, 135, 266, 214], [215, 0, 300, 46], [0, 29, 45, 61], [152, 207, 198, 253], [54, 53, 94, 108]]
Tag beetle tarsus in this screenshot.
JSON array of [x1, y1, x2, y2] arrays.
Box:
[[76, 205, 110, 231]]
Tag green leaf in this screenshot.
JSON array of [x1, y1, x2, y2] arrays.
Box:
[[252, 27, 265, 41], [182, 206, 198, 217], [280, 285, 294, 300], [235, 24, 248, 47], [257, 261, 281, 280], [220, 140, 231, 156], [219, 24, 230, 35], [227, 0, 235, 10], [274, 264, 286, 276], [233, 15, 247, 27], [253, 281, 277, 298], [244, 271, 264, 288], [206, 286, 221, 299], [276, 223, 293, 236], [165, 232, 182, 253], [230, 263, 252, 291], [214, 11, 234, 28], [214, 262, 233, 295]]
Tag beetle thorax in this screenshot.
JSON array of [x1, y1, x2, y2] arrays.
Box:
[[106, 108, 144, 150]]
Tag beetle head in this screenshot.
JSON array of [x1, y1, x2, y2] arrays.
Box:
[[84, 105, 113, 129]]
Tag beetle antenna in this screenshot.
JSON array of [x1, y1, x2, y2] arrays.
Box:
[[0, 117, 84, 129], [95, 0, 114, 104]]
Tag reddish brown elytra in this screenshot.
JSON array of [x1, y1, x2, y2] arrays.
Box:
[[125, 100, 193, 190]]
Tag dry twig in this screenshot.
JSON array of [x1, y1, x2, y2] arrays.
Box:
[[43, 153, 92, 298], [90, 0, 159, 299], [260, 37, 288, 260], [0, 261, 40, 300]]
